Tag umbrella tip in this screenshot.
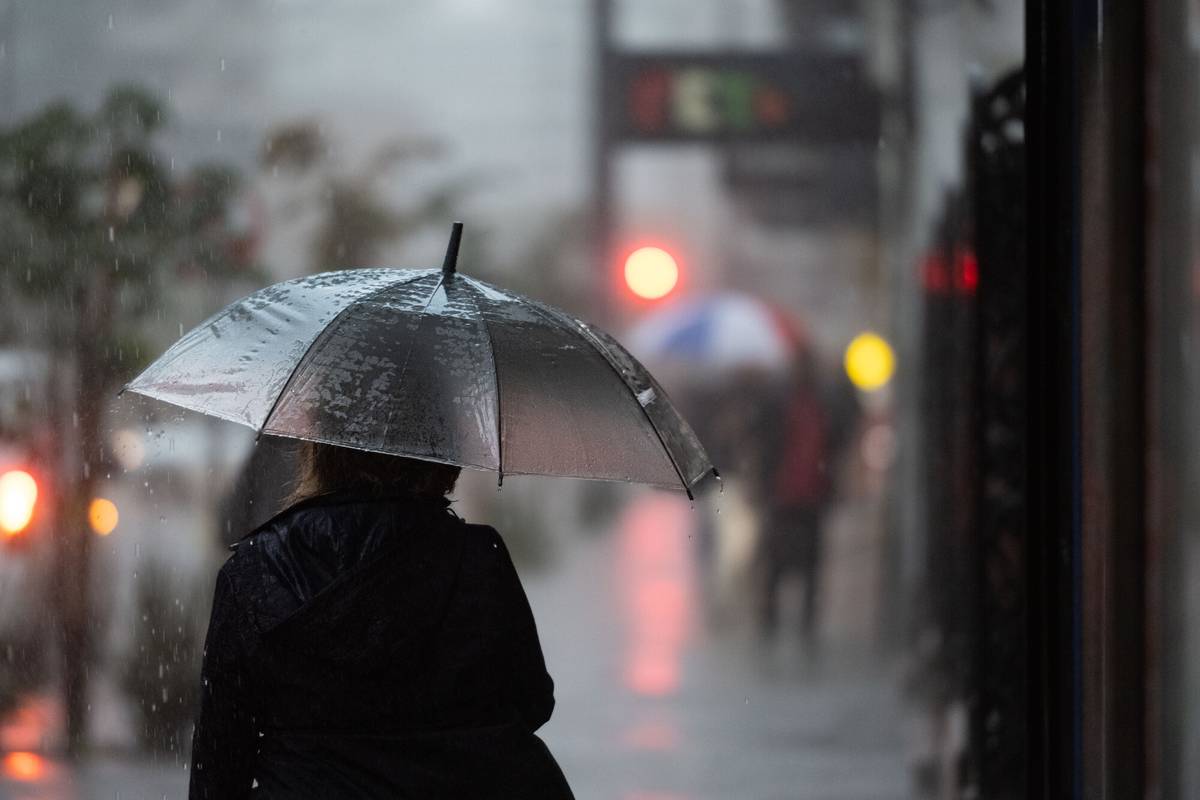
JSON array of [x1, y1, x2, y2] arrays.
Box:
[[442, 221, 464, 278]]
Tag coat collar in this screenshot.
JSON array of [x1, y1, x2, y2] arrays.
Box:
[[231, 488, 452, 549]]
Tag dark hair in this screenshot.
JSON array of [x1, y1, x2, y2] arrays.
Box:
[[287, 441, 461, 506]]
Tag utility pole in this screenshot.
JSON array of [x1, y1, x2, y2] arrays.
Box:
[[590, 0, 613, 323]]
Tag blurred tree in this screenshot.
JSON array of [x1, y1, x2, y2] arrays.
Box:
[[262, 120, 467, 271], [0, 85, 252, 756]]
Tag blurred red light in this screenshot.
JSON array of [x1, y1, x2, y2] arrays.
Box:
[[956, 248, 979, 293], [623, 246, 680, 300], [0, 470, 37, 536], [630, 69, 671, 133]]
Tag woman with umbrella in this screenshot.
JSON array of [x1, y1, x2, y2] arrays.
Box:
[[188, 444, 568, 798], [125, 225, 714, 798]]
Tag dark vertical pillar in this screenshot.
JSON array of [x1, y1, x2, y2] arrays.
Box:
[[1145, 0, 1193, 797], [968, 69, 1027, 800], [1025, 0, 1082, 796], [1028, 0, 1149, 796], [1076, 1, 1147, 796]]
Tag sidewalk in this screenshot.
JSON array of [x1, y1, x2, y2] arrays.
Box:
[[530, 490, 910, 800]]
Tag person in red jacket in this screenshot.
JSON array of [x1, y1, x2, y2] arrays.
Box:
[[755, 350, 834, 650]]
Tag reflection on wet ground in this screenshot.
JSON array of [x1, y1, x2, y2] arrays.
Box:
[[533, 491, 908, 800], [0, 491, 907, 800], [617, 495, 693, 699]]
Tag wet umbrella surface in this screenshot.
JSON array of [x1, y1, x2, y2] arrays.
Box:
[[125, 224, 715, 495]]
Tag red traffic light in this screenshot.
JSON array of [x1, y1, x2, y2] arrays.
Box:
[[623, 246, 680, 301], [0, 469, 38, 537]]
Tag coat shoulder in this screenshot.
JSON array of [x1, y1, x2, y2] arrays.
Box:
[[216, 508, 315, 632], [457, 522, 513, 562]]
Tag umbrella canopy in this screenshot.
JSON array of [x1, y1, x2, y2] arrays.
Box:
[[627, 292, 807, 374], [124, 225, 715, 496]]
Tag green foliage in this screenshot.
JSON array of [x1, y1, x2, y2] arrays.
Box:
[[0, 83, 253, 361]]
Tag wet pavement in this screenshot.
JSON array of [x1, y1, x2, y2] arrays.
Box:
[[532, 491, 909, 800], [0, 491, 909, 800]]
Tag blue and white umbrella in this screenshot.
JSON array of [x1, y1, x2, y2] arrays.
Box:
[[627, 292, 808, 374]]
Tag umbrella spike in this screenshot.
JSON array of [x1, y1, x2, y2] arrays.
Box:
[[442, 221, 464, 278]]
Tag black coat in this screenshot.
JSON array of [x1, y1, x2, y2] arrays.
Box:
[[189, 490, 574, 799]]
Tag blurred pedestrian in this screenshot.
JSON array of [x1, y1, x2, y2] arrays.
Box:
[[189, 442, 574, 799], [754, 351, 834, 650]]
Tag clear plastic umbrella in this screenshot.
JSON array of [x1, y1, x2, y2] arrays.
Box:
[[124, 224, 716, 497]]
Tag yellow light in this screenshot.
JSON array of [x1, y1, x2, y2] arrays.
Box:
[[2, 751, 44, 782], [0, 470, 37, 536], [624, 246, 679, 300], [844, 331, 896, 391], [89, 498, 119, 536]]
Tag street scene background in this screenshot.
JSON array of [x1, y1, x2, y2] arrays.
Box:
[[0, 1, 1022, 798]]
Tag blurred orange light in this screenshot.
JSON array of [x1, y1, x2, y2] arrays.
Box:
[[2, 751, 44, 781], [624, 246, 679, 300], [88, 498, 119, 536], [0, 470, 37, 536]]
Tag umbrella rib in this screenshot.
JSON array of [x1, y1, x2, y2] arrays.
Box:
[[256, 270, 430, 439], [377, 272, 448, 445], [519, 298, 696, 499], [460, 279, 504, 483]]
